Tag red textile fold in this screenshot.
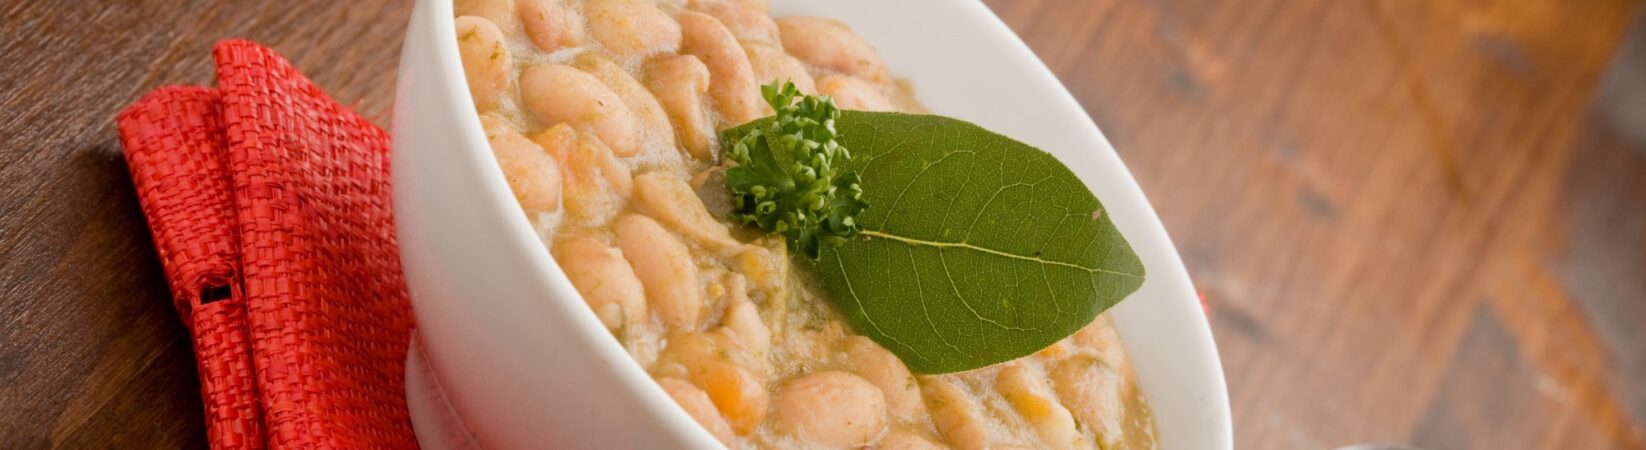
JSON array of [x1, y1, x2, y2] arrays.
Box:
[[117, 40, 417, 450]]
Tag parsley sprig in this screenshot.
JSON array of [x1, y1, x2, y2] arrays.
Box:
[[724, 81, 868, 259]]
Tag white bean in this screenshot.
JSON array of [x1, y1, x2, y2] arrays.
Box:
[[456, 0, 517, 32], [690, 0, 779, 44], [585, 0, 682, 63], [817, 74, 895, 112], [688, 0, 766, 13], [551, 235, 646, 332], [643, 55, 716, 160], [572, 53, 677, 154], [634, 171, 741, 251], [735, 244, 787, 301], [789, 319, 849, 364], [923, 379, 991, 450], [1073, 315, 1131, 374], [518, 0, 584, 52], [520, 63, 643, 157], [614, 214, 703, 329], [719, 275, 770, 358], [996, 365, 1089, 450], [878, 431, 947, 450], [744, 42, 816, 94], [658, 332, 769, 434], [776, 17, 889, 84], [844, 336, 924, 422], [773, 371, 887, 448], [1049, 355, 1127, 448], [529, 124, 631, 225], [455, 16, 513, 112], [678, 11, 765, 126], [480, 116, 561, 212], [1036, 338, 1073, 360], [657, 377, 737, 446]]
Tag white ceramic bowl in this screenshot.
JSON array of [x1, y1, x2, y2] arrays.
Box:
[[392, 0, 1233, 448]]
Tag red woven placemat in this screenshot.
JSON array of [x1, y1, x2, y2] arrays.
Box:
[[117, 40, 417, 449], [120, 86, 265, 450]]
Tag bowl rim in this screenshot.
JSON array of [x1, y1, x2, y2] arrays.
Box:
[[403, 0, 728, 447], [405, 0, 1232, 448]]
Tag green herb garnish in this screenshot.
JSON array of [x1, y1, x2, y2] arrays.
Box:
[[724, 81, 867, 259], [723, 83, 1145, 374]]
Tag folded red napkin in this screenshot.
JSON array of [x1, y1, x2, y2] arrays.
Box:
[[118, 40, 417, 450]]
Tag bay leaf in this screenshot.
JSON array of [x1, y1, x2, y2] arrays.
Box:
[[727, 111, 1145, 374]]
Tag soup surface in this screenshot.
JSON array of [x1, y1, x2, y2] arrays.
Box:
[[452, 1, 1157, 448]]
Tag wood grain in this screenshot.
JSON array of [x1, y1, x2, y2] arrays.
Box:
[[0, 0, 410, 447], [983, 0, 1646, 448], [0, 0, 1642, 448]]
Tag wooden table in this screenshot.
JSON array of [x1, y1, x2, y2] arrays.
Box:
[[2, 0, 1643, 448]]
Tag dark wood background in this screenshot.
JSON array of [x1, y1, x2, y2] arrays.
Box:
[[2, 0, 1643, 448]]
